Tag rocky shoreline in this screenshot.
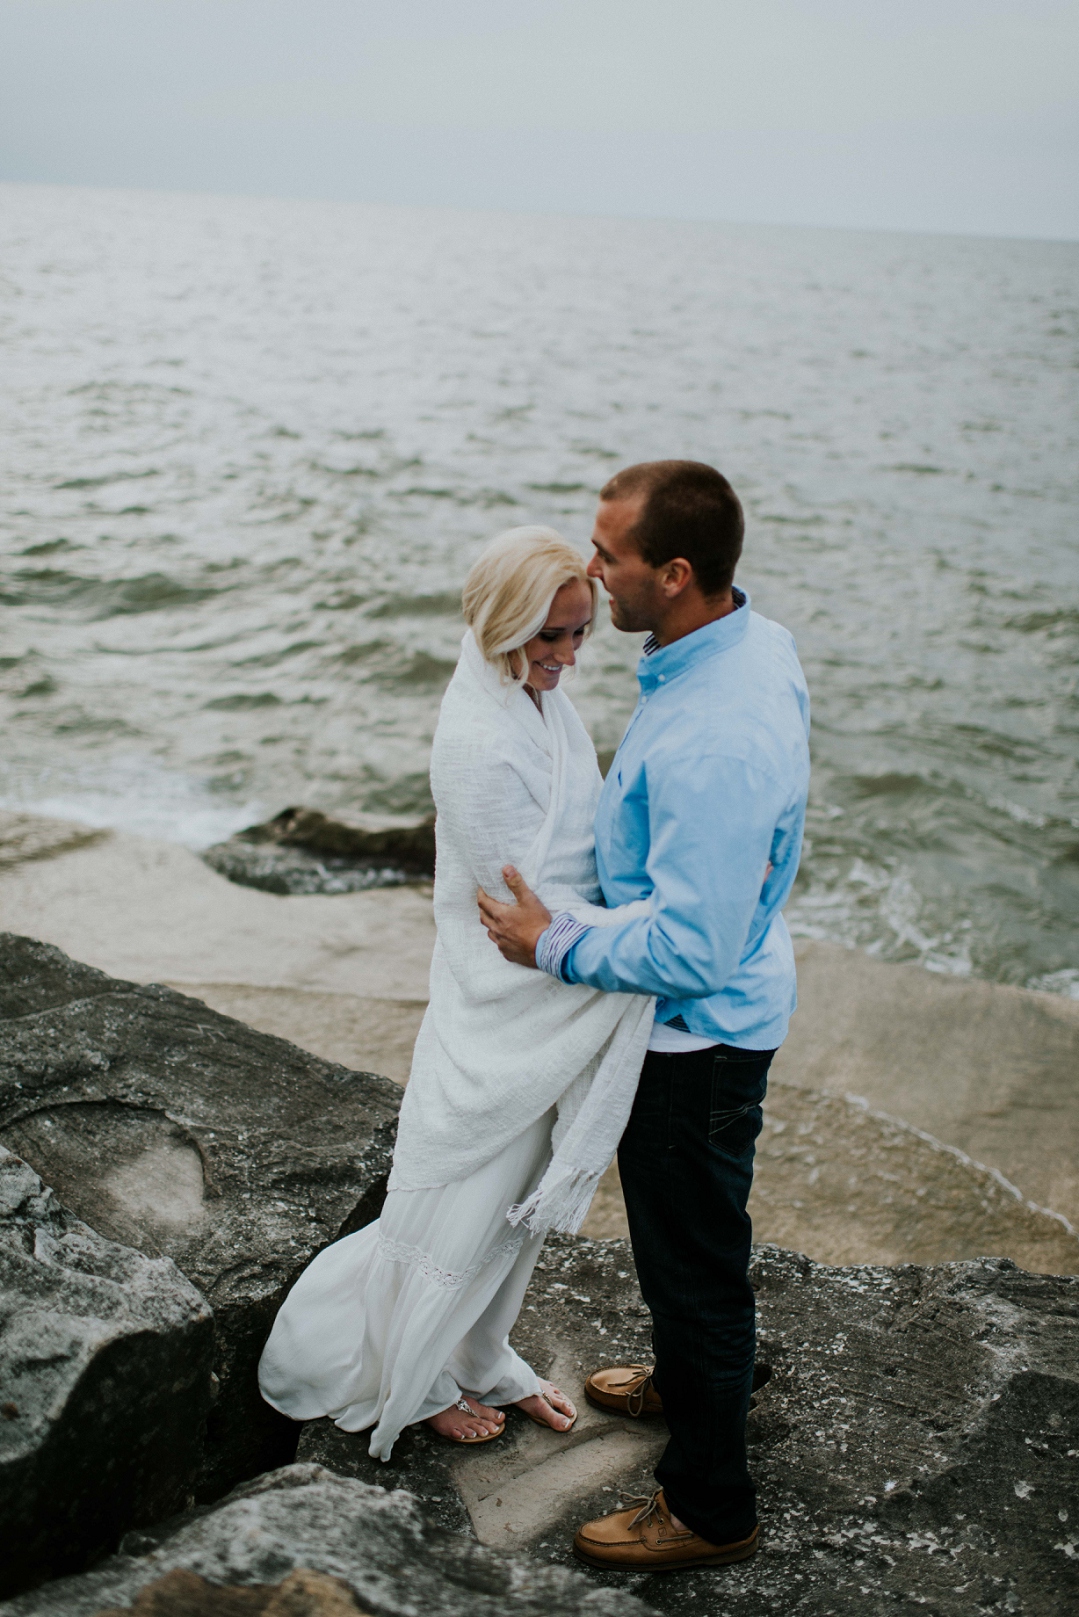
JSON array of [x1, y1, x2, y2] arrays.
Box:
[[2, 811, 1079, 1611], [2, 929, 1078, 1614]]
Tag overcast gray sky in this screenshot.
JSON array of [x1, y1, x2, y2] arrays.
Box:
[[1, 0, 1077, 238]]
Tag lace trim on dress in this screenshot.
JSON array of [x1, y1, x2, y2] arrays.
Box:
[[376, 1229, 526, 1290]]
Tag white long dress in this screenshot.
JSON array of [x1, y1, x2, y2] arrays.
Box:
[[258, 633, 653, 1460], [259, 1110, 552, 1459]]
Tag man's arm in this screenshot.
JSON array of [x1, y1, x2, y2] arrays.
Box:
[[481, 750, 786, 1000], [564, 751, 781, 999]]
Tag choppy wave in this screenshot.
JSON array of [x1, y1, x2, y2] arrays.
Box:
[[1, 183, 1077, 992]]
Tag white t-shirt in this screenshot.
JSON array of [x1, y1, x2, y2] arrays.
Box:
[[647, 1017, 718, 1054]]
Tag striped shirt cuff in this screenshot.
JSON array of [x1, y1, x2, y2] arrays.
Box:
[[535, 912, 590, 980]]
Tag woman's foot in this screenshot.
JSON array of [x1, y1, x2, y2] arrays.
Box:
[[425, 1394, 505, 1444], [515, 1379, 577, 1431]]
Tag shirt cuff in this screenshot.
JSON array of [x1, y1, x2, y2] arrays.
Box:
[[535, 912, 590, 980]]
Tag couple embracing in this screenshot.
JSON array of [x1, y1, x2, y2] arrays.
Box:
[[259, 460, 811, 1572]]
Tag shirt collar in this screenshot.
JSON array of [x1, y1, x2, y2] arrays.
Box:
[[638, 588, 749, 690]]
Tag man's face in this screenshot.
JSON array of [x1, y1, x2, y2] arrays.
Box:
[[587, 496, 664, 632]]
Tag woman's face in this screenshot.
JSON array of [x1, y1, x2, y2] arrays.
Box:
[[522, 578, 593, 694]]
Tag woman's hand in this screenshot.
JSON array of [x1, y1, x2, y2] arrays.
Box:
[[477, 867, 552, 967]]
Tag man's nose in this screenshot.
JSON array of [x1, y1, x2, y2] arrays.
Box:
[[586, 552, 602, 579]]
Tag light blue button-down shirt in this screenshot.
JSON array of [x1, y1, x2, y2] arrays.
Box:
[[540, 593, 810, 1051]]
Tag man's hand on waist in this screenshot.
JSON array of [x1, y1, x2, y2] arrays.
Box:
[[478, 866, 552, 968]]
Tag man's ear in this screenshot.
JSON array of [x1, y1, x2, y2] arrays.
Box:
[[660, 557, 694, 598]]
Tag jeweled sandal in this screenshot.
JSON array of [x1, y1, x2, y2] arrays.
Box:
[[436, 1397, 506, 1445], [523, 1383, 578, 1432]]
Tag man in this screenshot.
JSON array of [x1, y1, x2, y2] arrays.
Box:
[[478, 460, 810, 1571]]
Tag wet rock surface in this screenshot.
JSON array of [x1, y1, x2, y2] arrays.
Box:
[[583, 1086, 1079, 1275], [203, 809, 435, 896], [778, 939, 1079, 1230], [0, 1464, 658, 1617], [0, 1147, 213, 1599], [751, 1083, 1079, 1274], [0, 933, 401, 1499], [0, 811, 108, 870], [306, 1234, 1079, 1616]]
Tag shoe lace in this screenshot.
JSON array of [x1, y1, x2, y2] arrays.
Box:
[[620, 1489, 664, 1529], [614, 1367, 655, 1417]]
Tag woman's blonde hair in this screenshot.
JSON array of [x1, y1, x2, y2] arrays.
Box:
[[462, 525, 598, 686]]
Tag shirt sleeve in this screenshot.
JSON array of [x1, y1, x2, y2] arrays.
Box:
[[561, 750, 788, 1000], [535, 913, 590, 977]]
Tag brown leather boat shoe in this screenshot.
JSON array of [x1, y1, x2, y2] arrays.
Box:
[[573, 1489, 759, 1571], [584, 1360, 773, 1419], [583, 1364, 664, 1417]]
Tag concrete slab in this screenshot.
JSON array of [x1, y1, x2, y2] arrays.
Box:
[[582, 1093, 1079, 1276]]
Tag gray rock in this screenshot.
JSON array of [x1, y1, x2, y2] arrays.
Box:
[[203, 809, 435, 895], [298, 1415, 479, 1541], [0, 933, 401, 1499], [0, 1147, 213, 1600], [201, 842, 414, 896], [737, 1246, 1079, 1617], [0, 1463, 659, 1617], [307, 1234, 1079, 1615]]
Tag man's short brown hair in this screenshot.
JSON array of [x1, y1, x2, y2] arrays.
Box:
[[599, 460, 744, 598]]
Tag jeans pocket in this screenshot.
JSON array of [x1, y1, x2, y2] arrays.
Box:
[[708, 1050, 770, 1154]]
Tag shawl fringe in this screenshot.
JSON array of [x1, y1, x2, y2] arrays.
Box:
[[507, 1163, 602, 1237]]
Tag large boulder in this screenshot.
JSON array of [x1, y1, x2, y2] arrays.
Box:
[[0, 933, 401, 1499], [203, 808, 436, 895], [304, 1234, 1079, 1615], [738, 1247, 1079, 1617], [0, 1147, 213, 1600], [0, 1464, 658, 1617]]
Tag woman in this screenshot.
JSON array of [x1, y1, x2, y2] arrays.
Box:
[[258, 526, 654, 1453]]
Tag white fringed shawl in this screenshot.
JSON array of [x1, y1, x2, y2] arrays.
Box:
[[388, 631, 655, 1235]]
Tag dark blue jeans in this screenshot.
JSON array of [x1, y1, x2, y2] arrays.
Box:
[[618, 1041, 773, 1546]]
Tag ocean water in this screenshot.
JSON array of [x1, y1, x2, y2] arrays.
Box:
[[1, 183, 1077, 995]]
